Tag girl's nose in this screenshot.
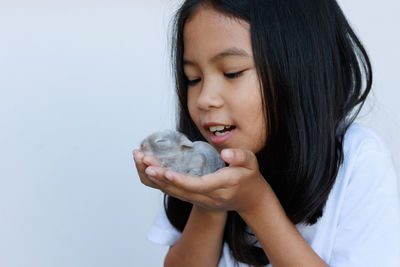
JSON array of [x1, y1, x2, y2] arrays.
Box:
[[196, 80, 224, 110]]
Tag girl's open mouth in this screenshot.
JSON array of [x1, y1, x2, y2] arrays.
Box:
[[209, 126, 236, 145]]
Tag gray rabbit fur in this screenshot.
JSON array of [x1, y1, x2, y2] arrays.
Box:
[[140, 129, 225, 176]]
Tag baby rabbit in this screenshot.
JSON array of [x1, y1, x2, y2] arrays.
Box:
[[140, 130, 225, 176]]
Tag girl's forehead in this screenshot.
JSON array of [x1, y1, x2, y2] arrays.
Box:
[[183, 7, 251, 62], [184, 6, 249, 34]]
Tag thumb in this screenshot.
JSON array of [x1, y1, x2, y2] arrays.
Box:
[[221, 148, 258, 169]]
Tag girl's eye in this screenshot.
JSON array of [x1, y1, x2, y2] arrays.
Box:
[[224, 70, 245, 79], [187, 78, 201, 87], [185, 70, 245, 87]]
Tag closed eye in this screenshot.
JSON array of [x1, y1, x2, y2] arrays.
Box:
[[224, 70, 245, 79], [186, 71, 245, 87], [187, 78, 201, 87]]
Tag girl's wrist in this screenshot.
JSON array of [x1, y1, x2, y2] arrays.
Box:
[[238, 180, 277, 221], [192, 204, 228, 222]]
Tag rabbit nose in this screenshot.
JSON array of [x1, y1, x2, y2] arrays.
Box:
[[140, 143, 146, 151]]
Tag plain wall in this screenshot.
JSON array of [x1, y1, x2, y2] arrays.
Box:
[[0, 1, 398, 266]]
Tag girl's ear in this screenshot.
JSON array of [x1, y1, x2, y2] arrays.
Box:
[[179, 134, 194, 148]]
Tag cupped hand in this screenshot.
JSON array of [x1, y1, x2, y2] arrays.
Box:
[[132, 149, 167, 190], [138, 148, 272, 213]]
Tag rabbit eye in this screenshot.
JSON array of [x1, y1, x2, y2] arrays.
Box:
[[156, 138, 171, 145]]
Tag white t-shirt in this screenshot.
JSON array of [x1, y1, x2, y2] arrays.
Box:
[[147, 124, 400, 266]]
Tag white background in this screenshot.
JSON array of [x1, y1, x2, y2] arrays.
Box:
[[0, 0, 398, 266]]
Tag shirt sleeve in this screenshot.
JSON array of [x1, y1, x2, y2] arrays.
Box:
[[329, 136, 400, 267], [147, 200, 182, 246]]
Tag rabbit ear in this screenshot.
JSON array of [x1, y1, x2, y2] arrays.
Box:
[[179, 134, 194, 148]]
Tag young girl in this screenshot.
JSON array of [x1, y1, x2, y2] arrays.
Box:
[[133, 0, 400, 266]]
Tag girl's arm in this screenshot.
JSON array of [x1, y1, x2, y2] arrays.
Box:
[[141, 148, 328, 266], [239, 185, 328, 267], [164, 205, 227, 267], [133, 150, 228, 267]]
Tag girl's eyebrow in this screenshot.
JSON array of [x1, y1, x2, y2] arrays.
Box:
[[183, 47, 251, 66]]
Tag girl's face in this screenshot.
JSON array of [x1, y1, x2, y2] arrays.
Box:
[[184, 7, 267, 153]]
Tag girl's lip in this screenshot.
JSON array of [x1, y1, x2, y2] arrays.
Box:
[[209, 128, 235, 145]]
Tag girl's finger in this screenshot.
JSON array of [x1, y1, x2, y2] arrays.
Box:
[[132, 150, 161, 173], [144, 166, 205, 195], [132, 150, 165, 189], [163, 169, 231, 193], [140, 176, 162, 189], [144, 166, 175, 185], [144, 166, 228, 209], [142, 155, 162, 167], [132, 150, 146, 172], [158, 179, 214, 207], [146, 175, 170, 188], [136, 168, 161, 189], [221, 148, 258, 170]]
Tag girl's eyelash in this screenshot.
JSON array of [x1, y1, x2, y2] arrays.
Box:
[[186, 71, 245, 87], [187, 78, 201, 86], [224, 70, 245, 79]]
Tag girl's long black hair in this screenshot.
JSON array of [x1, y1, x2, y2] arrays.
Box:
[[164, 0, 372, 265]]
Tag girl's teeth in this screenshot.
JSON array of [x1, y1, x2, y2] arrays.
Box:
[[215, 131, 231, 136], [209, 125, 226, 132], [209, 125, 235, 132]]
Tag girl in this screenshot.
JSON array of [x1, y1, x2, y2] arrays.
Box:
[[133, 0, 400, 266]]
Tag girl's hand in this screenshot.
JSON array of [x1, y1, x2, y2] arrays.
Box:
[[132, 149, 168, 190], [142, 148, 272, 213]]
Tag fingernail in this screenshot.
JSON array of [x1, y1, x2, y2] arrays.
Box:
[[165, 172, 173, 180], [146, 168, 156, 176], [223, 149, 233, 160]]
